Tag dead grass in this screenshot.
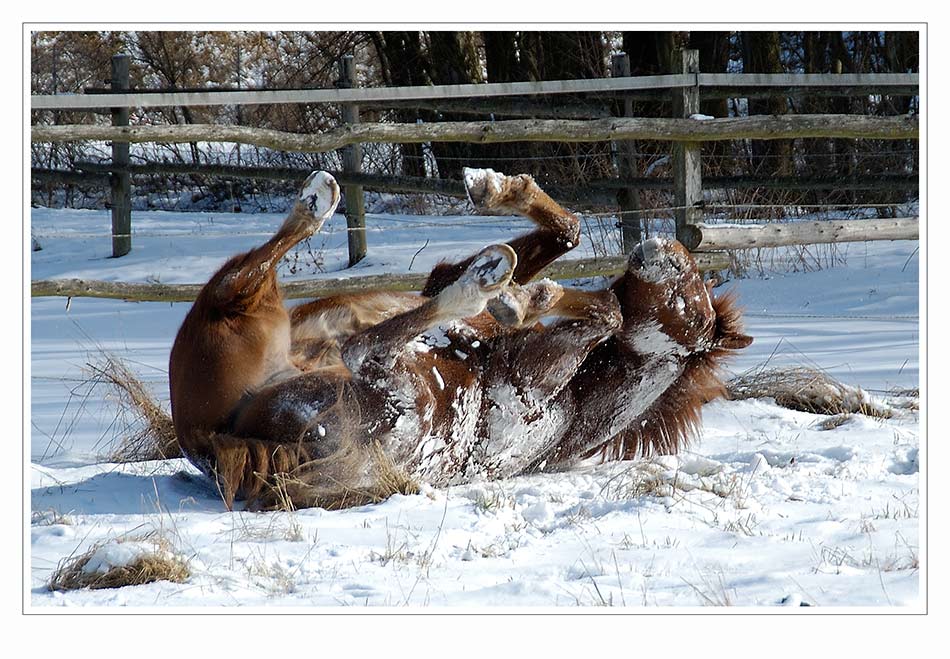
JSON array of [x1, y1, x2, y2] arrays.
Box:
[[32, 509, 74, 527], [887, 386, 919, 411], [86, 354, 181, 462], [368, 441, 420, 501], [814, 536, 919, 576], [682, 570, 736, 607], [815, 414, 854, 431], [48, 533, 189, 591], [598, 459, 745, 507], [727, 366, 892, 418]]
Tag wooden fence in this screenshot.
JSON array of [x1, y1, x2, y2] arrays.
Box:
[[30, 49, 920, 302]]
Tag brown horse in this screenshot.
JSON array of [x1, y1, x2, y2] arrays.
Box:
[[169, 169, 751, 509]]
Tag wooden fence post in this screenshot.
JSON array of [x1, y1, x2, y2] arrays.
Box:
[[672, 49, 703, 245], [338, 55, 367, 267], [110, 53, 131, 257], [611, 52, 642, 252]]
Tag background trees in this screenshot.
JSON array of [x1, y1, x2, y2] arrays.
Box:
[[30, 30, 919, 213]]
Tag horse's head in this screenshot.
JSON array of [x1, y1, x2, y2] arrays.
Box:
[[621, 238, 752, 357], [595, 238, 753, 463]]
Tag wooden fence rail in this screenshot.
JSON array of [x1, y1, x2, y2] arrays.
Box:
[[32, 163, 917, 197], [680, 217, 920, 251], [30, 72, 919, 111], [30, 252, 733, 302], [31, 115, 919, 152]]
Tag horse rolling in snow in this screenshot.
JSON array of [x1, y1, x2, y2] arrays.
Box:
[[169, 169, 752, 509]]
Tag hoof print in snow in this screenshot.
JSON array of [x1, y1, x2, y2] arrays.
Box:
[[780, 594, 813, 607]]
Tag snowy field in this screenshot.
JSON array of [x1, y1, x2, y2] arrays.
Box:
[[28, 206, 922, 609]]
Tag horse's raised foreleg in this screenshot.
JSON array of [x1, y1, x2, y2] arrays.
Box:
[[467, 285, 623, 479], [289, 169, 579, 366], [342, 243, 518, 376], [323, 243, 519, 478], [421, 168, 580, 297]]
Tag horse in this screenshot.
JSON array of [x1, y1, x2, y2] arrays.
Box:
[[169, 169, 752, 510]]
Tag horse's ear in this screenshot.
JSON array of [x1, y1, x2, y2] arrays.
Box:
[[719, 333, 753, 350]]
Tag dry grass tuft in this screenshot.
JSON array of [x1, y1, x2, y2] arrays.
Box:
[[32, 509, 74, 526], [86, 355, 181, 462], [815, 414, 853, 431], [727, 366, 892, 418], [682, 570, 736, 607], [886, 386, 919, 411], [368, 441, 420, 500], [48, 533, 189, 591]]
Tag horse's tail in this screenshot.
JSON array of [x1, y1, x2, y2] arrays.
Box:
[[186, 432, 417, 511]]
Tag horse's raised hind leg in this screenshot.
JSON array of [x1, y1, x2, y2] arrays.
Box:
[[206, 171, 340, 310], [421, 168, 580, 297], [169, 171, 341, 501]]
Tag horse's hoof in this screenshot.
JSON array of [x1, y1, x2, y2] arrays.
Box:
[[487, 279, 564, 327], [463, 167, 506, 209], [487, 288, 527, 326], [436, 245, 517, 320], [629, 237, 666, 267], [300, 171, 341, 219], [463, 168, 535, 212], [466, 244, 517, 293]]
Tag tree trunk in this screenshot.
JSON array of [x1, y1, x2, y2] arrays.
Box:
[[742, 31, 792, 178], [689, 31, 731, 119], [689, 31, 733, 175], [369, 31, 430, 177], [517, 31, 613, 188], [484, 31, 523, 83], [620, 31, 684, 186], [424, 31, 484, 179]]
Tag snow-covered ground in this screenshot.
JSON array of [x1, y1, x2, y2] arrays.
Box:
[[28, 206, 921, 609]]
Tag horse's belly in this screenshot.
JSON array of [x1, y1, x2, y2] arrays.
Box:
[[231, 374, 348, 453]]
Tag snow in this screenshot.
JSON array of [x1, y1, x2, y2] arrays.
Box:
[[28, 204, 921, 609], [81, 541, 155, 575], [431, 366, 445, 391]]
